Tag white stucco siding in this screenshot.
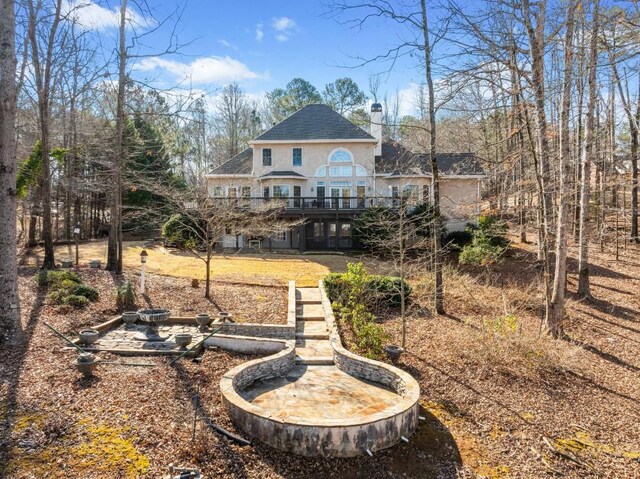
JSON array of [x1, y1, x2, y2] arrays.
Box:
[[376, 177, 433, 200], [252, 142, 375, 179], [207, 177, 255, 197], [440, 178, 482, 231]]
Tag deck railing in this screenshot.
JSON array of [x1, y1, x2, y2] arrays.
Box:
[[208, 196, 413, 211]]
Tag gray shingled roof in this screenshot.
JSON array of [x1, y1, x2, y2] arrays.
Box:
[[259, 171, 306, 178], [376, 141, 485, 176], [209, 148, 253, 175], [253, 104, 376, 142]]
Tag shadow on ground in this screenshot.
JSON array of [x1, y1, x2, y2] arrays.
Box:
[[0, 268, 46, 469]]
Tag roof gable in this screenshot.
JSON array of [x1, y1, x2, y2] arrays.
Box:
[[253, 104, 375, 142], [376, 141, 485, 176], [209, 148, 253, 175]]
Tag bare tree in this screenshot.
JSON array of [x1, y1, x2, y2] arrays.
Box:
[[27, 0, 65, 269], [329, 0, 448, 314], [0, 0, 21, 342], [577, 0, 600, 299], [421, 0, 444, 314], [106, 0, 127, 274], [548, 0, 576, 336], [160, 186, 299, 299], [356, 189, 434, 347]]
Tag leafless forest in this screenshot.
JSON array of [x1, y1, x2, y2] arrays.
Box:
[[1, 1, 640, 478]]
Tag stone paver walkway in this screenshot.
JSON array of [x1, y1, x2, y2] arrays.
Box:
[[79, 324, 205, 355]]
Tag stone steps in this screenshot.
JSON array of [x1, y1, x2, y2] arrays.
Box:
[[296, 304, 325, 321], [295, 339, 334, 357], [295, 356, 334, 366], [294, 288, 331, 351], [295, 288, 322, 304], [295, 331, 330, 340]]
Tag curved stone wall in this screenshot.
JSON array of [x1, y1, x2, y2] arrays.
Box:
[[218, 281, 421, 457]]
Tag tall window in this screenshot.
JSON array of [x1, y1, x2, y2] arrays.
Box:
[[273, 185, 290, 198], [262, 148, 272, 166], [293, 185, 301, 207], [329, 166, 352, 177], [263, 186, 270, 199], [292, 147, 302, 166], [423, 185, 431, 202], [403, 185, 418, 198]]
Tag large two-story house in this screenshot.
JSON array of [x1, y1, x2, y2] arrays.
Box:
[[205, 103, 485, 251]]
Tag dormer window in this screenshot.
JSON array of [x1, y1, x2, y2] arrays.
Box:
[[262, 148, 272, 166], [293, 147, 302, 166]]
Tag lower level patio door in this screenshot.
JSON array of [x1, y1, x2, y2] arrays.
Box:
[[327, 221, 352, 249]]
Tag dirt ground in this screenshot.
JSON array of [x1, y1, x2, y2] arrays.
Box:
[[1, 240, 639, 478]]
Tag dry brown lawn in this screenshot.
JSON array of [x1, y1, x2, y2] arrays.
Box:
[[28, 240, 355, 287]]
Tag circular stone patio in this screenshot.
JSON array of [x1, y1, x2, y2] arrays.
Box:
[[219, 283, 420, 457]]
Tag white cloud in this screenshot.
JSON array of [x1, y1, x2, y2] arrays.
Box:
[[271, 16, 296, 32], [270, 16, 297, 41], [397, 83, 422, 117], [255, 23, 264, 42], [62, 0, 152, 30], [134, 56, 264, 85]]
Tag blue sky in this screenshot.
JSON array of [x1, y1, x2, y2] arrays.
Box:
[[65, 0, 440, 115]]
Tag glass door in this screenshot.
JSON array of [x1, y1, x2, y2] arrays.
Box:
[[293, 185, 301, 208], [341, 187, 351, 208], [327, 222, 337, 248], [339, 222, 352, 248], [330, 188, 340, 209], [357, 185, 366, 208]]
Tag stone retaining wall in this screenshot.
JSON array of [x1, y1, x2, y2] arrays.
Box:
[[226, 340, 295, 390], [205, 334, 286, 355], [213, 323, 294, 339], [319, 282, 415, 399]]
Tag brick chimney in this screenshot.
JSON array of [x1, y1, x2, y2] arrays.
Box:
[[371, 103, 382, 156]]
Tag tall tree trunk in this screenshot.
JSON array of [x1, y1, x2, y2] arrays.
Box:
[[28, 0, 63, 270], [548, 0, 576, 337], [577, 0, 599, 299], [421, 0, 444, 314], [632, 67, 640, 242], [0, 0, 21, 342], [521, 0, 553, 242], [107, 0, 127, 273]]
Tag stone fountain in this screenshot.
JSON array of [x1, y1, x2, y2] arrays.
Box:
[[134, 308, 171, 341]]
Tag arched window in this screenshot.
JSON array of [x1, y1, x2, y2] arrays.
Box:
[[315, 165, 326, 177], [329, 148, 353, 163], [355, 165, 367, 177]]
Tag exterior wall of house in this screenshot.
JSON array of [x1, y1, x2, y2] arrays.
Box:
[[207, 142, 379, 201], [252, 142, 376, 199], [440, 178, 481, 231], [207, 176, 254, 197], [376, 176, 433, 202]]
